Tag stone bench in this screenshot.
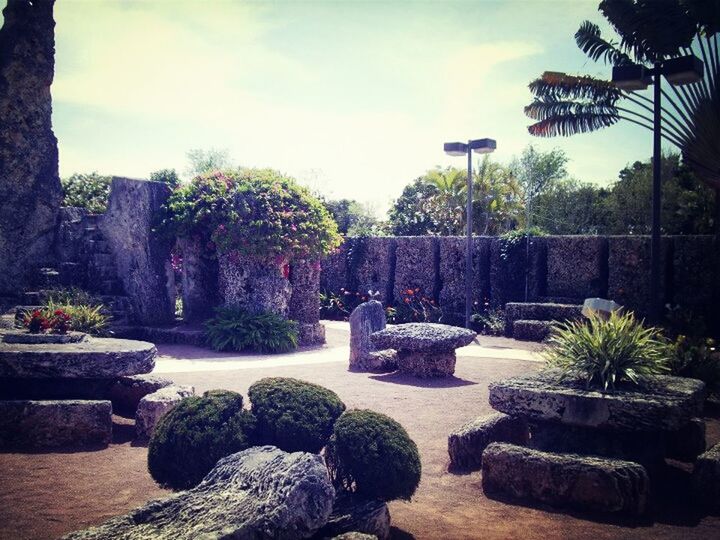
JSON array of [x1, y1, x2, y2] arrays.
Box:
[[371, 323, 476, 378], [448, 412, 528, 471]]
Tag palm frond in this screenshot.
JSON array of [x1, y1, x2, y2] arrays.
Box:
[[528, 112, 620, 137], [529, 72, 621, 103], [575, 20, 633, 65], [525, 96, 619, 121]]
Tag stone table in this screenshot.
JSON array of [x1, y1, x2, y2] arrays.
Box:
[[370, 323, 476, 377]]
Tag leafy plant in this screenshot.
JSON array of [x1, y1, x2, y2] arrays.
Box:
[[543, 311, 671, 392], [390, 288, 442, 323], [44, 287, 100, 306], [148, 390, 256, 490], [326, 409, 421, 501], [498, 226, 547, 260], [23, 309, 49, 333], [248, 377, 346, 453], [149, 168, 180, 189], [471, 304, 505, 336], [61, 172, 112, 214], [670, 336, 720, 395], [23, 307, 72, 334], [204, 306, 299, 353], [319, 288, 370, 321]]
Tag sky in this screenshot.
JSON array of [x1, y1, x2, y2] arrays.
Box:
[[8, 0, 658, 214]]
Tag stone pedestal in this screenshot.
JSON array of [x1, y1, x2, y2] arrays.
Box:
[[218, 252, 292, 316], [397, 350, 456, 378]]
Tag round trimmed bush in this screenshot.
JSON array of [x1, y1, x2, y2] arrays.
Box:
[[148, 389, 256, 490], [248, 377, 345, 453], [326, 409, 421, 501]]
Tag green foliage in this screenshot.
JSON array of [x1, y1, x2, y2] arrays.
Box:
[[248, 377, 346, 453], [204, 307, 298, 353], [324, 198, 382, 236], [160, 168, 341, 261], [61, 172, 112, 214], [326, 409, 421, 501], [185, 147, 232, 177], [532, 178, 612, 234], [148, 390, 256, 490], [390, 288, 442, 324], [44, 300, 110, 336], [543, 311, 671, 392], [387, 178, 441, 236], [498, 226, 547, 261], [44, 287, 100, 307], [471, 305, 505, 336], [149, 168, 180, 188], [319, 289, 371, 321], [670, 336, 720, 395]]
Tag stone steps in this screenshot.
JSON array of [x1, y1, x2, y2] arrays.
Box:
[[505, 301, 583, 342]]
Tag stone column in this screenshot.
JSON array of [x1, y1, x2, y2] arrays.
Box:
[[289, 259, 325, 345], [99, 178, 176, 326], [0, 0, 62, 294], [177, 237, 220, 322]]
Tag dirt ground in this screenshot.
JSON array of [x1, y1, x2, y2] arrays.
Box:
[[1, 326, 719, 540]]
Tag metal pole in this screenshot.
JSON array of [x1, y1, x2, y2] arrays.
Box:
[[465, 144, 473, 329], [651, 62, 662, 322]]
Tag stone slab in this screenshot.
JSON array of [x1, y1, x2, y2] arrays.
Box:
[[108, 374, 173, 417], [0, 399, 112, 450], [371, 323, 476, 353], [692, 442, 720, 513], [63, 446, 335, 540], [135, 384, 195, 440], [488, 370, 705, 432], [448, 412, 528, 471], [2, 331, 87, 344], [482, 443, 649, 515], [0, 337, 156, 378]]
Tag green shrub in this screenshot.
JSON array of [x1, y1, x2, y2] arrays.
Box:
[[326, 409, 421, 501], [670, 336, 720, 394], [204, 306, 299, 353], [43, 300, 110, 335], [543, 311, 671, 392], [61, 172, 112, 214], [149, 168, 180, 188], [148, 390, 256, 490], [45, 287, 100, 306], [248, 377, 345, 453]]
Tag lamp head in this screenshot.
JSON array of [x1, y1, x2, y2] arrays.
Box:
[[444, 142, 468, 156], [469, 138, 497, 154]]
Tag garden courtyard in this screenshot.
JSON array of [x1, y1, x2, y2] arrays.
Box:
[[1, 323, 719, 540]]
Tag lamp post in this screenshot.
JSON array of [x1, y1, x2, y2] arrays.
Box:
[[612, 55, 703, 322], [444, 138, 497, 328]]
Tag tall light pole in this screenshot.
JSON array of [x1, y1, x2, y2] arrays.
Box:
[[444, 138, 497, 328], [612, 54, 703, 322]]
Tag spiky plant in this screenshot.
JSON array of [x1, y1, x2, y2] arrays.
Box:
[[204, 306, 298, 353], [543, 311, 671, 392], [525, 0, 720, 191]]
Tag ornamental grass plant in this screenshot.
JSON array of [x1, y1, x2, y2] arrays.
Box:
[[204, 306, 299, 353], [543, 311, 671, 392]]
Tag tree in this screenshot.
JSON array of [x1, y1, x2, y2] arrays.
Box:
[[61, 172, 112, 214], [524, 0, 720, 207], [324, 198, 382, 236], [532, 178, 612, 234], [472, 155, 524, 235], [186, 148, 232, 177], [149, 168, 180, 188], [387, 178, 441, 236], [423, 167, 468, 235]]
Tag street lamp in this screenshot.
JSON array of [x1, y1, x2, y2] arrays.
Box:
[[444, 138, 497, 328], [612, 54, 703, 322]]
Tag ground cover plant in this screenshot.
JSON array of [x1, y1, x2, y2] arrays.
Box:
[[248, 377, 345, 453], [543, 311, 671, 392], [148, 390, 256, 490], [204, 306, 299, 353], [326, 409, 421, 501]]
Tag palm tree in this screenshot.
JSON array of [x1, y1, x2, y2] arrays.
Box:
[[473, 156, 524, 235], [423, 167, 468, 235], [525, 0, 720, 217]]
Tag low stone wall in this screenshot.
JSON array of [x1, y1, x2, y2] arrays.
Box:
[[321, 235, 720, 331]]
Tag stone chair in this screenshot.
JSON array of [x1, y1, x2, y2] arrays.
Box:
[[348, 301, 397, 373]]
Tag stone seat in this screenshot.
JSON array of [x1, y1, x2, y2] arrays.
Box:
[[371, 323, 476, 378]]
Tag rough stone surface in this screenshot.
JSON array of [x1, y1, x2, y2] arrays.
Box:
[[99, 178, 176, 325], [108, 374, 173, 417], [671, 235, 720, 331], [349, 301, 396, 372], [0, 399, 111, 449], [348, 237, 396, 303], [512, 319, 553, 342], [0, 377, 114, 400], [396, 350, 456, 378], [0, 0, 63, 295], [315, 493, 390, 540], [448, 412, 528, 470], [438, 236, 491, 326], [607, 235, 669, 317], [545, 236, 608, 299], [393, 236, 438, 305], [692, 442, 720, 513], [177, 236, 220, 322], [298, 322, 326, 346], [371, 323, 476, 353], [218, 251, 292, 316], [2, 330, 87, 344], [135, 384, 194, 440], [63, 446, 336, 540], [489, 236, 547, 306], [330, 534, 377, 540], [489, 371, 706, 432], [289, 259, 322, 324], [666, 417, 706, 463], [0, 337, 156, 378], [482, 443, 649, 515], [320, 242, 349, 293], [504, 302, 582, 336]]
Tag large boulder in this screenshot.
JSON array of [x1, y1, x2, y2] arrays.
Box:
[[448, 412, 528, 471], [0, 0, 63, 295], [0, 338, 156, 378], [135, 384, 194, 440], [692, 442, 720, 513], [107, 374, 173, 417], [349, 301, 396, 372], [489, 371, 705, 432], [0, 399, 111, 449], [63, 446, 336, 540], [482, 443, 649, 515], [99, 177, 176, 325]]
